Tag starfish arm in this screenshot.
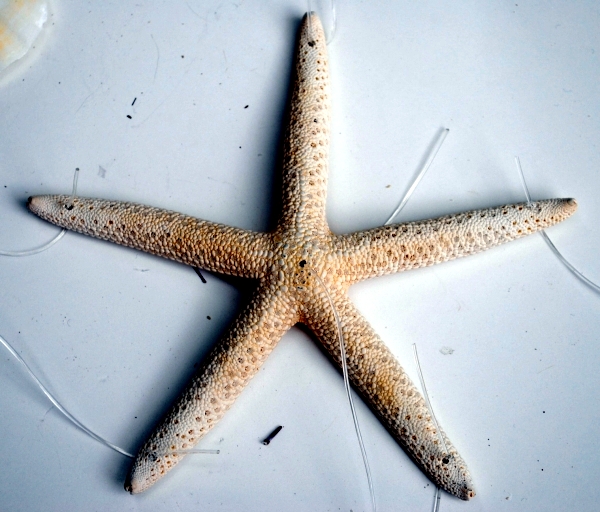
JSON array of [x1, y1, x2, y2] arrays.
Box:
[[125, 282, 298, 493], [27, 195, 273, 278], [336, 198, 577, 284], [278, 13, 331, 234], [303, 287, 475, 500]]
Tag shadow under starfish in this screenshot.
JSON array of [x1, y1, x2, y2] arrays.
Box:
[[27, 12, 577, 500]]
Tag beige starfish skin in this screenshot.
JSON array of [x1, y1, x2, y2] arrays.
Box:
[[27, 13, 576, 500]]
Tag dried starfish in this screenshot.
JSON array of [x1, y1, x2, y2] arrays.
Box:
[[27, 13, 576, 500]]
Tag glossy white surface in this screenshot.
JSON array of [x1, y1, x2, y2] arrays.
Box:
[[1, 2, 598, 510]]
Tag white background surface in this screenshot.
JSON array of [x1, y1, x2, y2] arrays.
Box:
[[1, 1, 599, 511]]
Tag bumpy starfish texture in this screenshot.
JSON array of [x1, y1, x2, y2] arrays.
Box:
[[27, 13, 576, 500]]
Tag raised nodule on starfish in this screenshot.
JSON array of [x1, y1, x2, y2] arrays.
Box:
[[27, 13, 577, 500]]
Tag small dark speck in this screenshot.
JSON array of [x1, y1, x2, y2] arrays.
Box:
[[135, 416, 137, 419], [132, 97, 137, 106], [244, 105, 249, 109], [181, 55, 184, 58], [127, 115, 132, 119], [207, 316, 211, 320], [543, 411, 545, 413], [239, 146, 242, 149]]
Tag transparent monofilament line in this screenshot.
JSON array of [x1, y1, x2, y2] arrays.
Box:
[[385, 128, 449, 225], [514, 157, 600, 294], [327, 0, 337, 44], [0, 168, 80, 257], [310, 269, 376, 512], [169, 449, 220, 455], [306, 0, 337, 44], [0, 332, 220, 459], [69, 167, 80, 206], [307, 2, 313, 39], [0, 228, 66, 256], [413, 343, 447, 511], [0, 332, 133, 457], [433, 485, 442, 512], [412, 344, 448, 454]]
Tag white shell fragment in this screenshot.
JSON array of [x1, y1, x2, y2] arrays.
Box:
[[0, 0, 48, 72]]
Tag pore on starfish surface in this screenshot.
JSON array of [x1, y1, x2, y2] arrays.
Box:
[[26, 13, 576, 500]]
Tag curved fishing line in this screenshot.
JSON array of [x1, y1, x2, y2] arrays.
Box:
[[412, 344, 448, 454], [0, 332, 219, 458], [433, 485, 442, 512], [306, 0, 337, 44], [0, 332, 133, 457], [0, 168, 80, 257], [310, 269, 377, 512], [385, 128, 449, 225], [514, 157, 599, 294], [413, 343, 447, 512], [0, 229, 67, 257]]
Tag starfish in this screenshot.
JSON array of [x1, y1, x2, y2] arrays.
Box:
[[27, 13, 576, 500]]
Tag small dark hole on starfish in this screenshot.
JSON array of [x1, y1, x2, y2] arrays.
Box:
[[442, 457, 450, 464], [65, 204, 74, 211], [299, 259, 306, 267]]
